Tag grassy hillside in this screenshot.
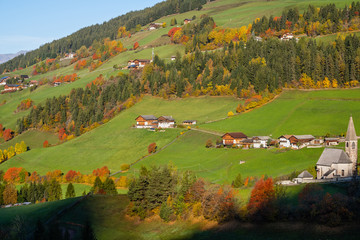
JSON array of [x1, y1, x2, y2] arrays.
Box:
[[126, 130, 323, 184], [0, 96, 239, 174], [201, 89, 360, 137], [0, 130, 58, 150]]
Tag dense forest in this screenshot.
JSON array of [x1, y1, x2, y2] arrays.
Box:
[[0, 0, 209, 73], [252, 2, 360, 37]]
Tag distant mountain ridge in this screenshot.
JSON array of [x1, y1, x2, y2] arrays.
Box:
[[0, 50, 28, 64]]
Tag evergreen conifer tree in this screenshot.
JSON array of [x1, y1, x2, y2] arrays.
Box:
[[65, 183, 76, 199]]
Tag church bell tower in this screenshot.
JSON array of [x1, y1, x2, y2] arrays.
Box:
[[345, 116, 358, 172]]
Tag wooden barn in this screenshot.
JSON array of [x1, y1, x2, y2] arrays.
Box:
[[135, 115, 158, 128], [222, 132, 247, 146]]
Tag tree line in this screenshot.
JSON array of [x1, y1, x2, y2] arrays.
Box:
[[127, 164, 360, 227], [0, 0, 208, 73], [252, 2, 360, 37]]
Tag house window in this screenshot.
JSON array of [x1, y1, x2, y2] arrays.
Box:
[[342, 170, 345, 176], [352, 142, 356, 149]]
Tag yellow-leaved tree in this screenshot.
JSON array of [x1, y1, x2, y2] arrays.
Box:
[[322, 77, 331, 88]]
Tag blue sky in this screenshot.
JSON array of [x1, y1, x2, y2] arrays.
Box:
[[0, 0, 163, 54]]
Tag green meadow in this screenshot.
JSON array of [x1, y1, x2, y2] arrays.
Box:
[[126, 130, 323, 184], [201, 89, 360, 137], [0, 130, 58, 150], [0, 96, 239, 175]]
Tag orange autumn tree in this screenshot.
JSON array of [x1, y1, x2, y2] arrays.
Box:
[[247, 178, 276, 220], [3, 167, 27, 183], [3, 129, 13, 141], [92, 166, 110, 177], [133, 42, 140, 50], [148, 142, 157, 154], [43, 140, 49, 148]]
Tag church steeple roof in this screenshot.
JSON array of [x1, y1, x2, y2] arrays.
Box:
[[346, 116, 357, 141]]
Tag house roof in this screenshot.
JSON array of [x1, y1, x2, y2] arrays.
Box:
[[1, 76, 9, 80], [241, 139, 253, 143], [135, 59, 151, 63], [345, 116, 357, 141], [6, 84, 20, 87], [137, 115, 157, 120], [279, 135, 292, 139], [293, 135, 315, 140], [158, 116, 174, 121], [324, 138, 339, 141], [297, 170, 313, 178], [222, 132, 247, 139], [253, 136, 271, 140], [316, 148, 353, 166], [324, 169, 336, 177]]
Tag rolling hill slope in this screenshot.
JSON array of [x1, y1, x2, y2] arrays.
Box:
[[0, 96, 239, 174], [201, 89, 360, 137]]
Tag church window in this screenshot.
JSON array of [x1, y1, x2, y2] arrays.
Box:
[[352, 142, 356, 149], [347, 142, 349, 148], [342, 170, 345, 176]]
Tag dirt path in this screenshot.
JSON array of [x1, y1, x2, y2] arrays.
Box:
[[190, 128, 223, 137]]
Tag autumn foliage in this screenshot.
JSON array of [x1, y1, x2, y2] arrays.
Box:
[[133, 42, 140, 50], [16, 98, 33, 112], [43, 140, 49, 148], [247, 178, 275, 219], [3, 129, 13, 141], [3, 167, 27, 183], [148, 142, 157, 154], [92, 166, 110, 177]]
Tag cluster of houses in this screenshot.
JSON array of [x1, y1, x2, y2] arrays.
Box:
[[220, 133, 340, 149], [135, 115, 197, 129], [127, 59, 151, 69], [1, 75, 38, 94]]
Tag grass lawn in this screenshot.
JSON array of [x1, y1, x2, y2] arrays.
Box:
[[0, 95, 239, 175], [0, 129, 58, 151], [125, 130, 324, 184], [201, 89, 360, 137]]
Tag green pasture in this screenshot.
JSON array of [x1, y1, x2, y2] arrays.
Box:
[[125, 130, 323, 184], [315, 31, 360, 44], [0, 96, 239, 175], [0, 130, 58, 151], [202, 89, 360, 137]]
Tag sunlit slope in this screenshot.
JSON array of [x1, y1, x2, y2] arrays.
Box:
[[127, 130, 323, 184], [0, 96, 239, 174], [0, 44, 183, 129], [201, 89, 360, 137], [0, 130, 58, 150]]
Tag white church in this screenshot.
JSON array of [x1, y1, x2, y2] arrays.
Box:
[[316, 116, 358, 179]]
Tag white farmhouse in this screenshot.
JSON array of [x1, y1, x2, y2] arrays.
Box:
[[278, 135, 292, 148], [252, 136, 271, 148], [157, 116, 175, 128]]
